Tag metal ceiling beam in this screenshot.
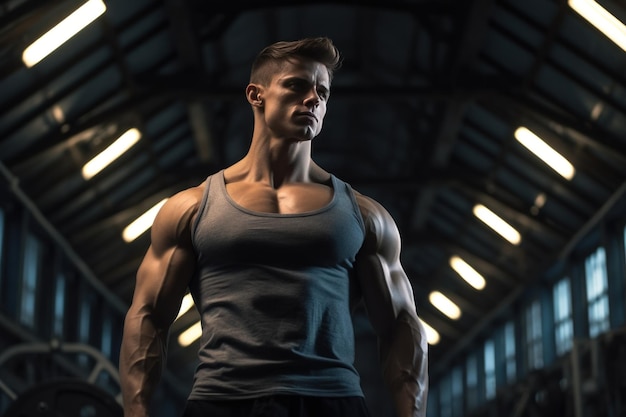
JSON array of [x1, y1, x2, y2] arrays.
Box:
[[0, 1, 89, 80], [347, 169, 570, 257], [6, 76, 509, 170], [66, 184, 183, 245], [0, 1, 161, 118], [451, 179, 570, 241], [457, 116, 596, 223], [0, 0, 83, 43], [519, 0, 568, 90], [404, 228, 530, 285], [487, 16, 626, 158], [165, 0, 216, 164], [191, 0, 457, 15], [426, 238, 521, 288], [493, 91, 626, 163], [499, 0, 626, 90], [410, 0, 495, 230]]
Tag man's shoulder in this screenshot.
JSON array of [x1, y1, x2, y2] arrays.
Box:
[[151, 183, 208, 243], [352, 190, 384, 216], [350, 190, 400, 235], [169, 184, 205, 207], [158, 177, 213, 223]]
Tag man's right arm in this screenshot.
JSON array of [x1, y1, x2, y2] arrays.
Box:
[[119, 190, 200, 417]]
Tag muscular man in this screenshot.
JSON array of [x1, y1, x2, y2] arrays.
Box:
[[119, 37, 428, 417]]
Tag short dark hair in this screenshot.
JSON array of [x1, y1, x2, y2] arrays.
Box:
[[250, 37, 342, 85]]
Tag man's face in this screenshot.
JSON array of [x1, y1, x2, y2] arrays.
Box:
[[260, 58, 330, 142]]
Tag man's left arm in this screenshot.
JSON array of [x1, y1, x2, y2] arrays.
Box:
[[354, 194, 428, 417]]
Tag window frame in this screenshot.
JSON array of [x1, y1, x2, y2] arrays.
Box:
[[553, 276, 574, 356], [584, 246, 610, 338], [19, 233, 41, 328], [524, 299, 543, 371]]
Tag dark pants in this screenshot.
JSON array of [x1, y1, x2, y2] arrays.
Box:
[[182, 396, 372, 417]]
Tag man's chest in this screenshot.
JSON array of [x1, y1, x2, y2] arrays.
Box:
[[225, 182, 333, 214]]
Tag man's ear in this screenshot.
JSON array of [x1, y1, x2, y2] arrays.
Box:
[[246, 84, 263, 106]]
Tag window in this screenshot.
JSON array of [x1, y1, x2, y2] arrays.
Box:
[[20, 234, 40, 327], [585, 247, 609, 337], [79, 291, 93, 344], [439, 374, 452, 417], [53, 273, 66, 337], [466, 354, 479, 410], [504, 321, 516, 383], [525, 300, 543, 370], [484, 339, 496, 400], [427, 386, 439, 417], [436, 366, 464, 417], [553, 277, 574, 355], [451, 366, 463, 417], [77, 289, 96, 370], [101, 310, 112, 357]]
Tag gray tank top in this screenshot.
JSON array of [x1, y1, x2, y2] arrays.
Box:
[[188, 170, 366, 399]]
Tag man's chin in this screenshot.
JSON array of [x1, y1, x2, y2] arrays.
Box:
[[292, 127, 318, 142], [278, 123, 321, 142]]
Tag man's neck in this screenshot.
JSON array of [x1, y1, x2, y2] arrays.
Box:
[[233, 134, 315, 188]]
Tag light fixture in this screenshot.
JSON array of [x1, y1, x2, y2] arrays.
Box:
[[419, 318, 440, 345], [175, 293, 195, 321], [178, 321, 202, 347], [569, 0, 626, 52], [514, 127, 575, 180], [473, 204, 522, 245], [82, 128, 141, 180], [122, 199, 168, 243], [450, 256, 486, 290], [429, 291, 461, 320], [531, 192, 548, 215], [22, 0, 107, 67]]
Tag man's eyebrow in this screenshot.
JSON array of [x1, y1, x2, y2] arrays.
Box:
[[281, 75, 308, 83], [280, 76, 331, 93]]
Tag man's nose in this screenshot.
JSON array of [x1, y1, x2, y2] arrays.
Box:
[[304, 90, 320, 107]]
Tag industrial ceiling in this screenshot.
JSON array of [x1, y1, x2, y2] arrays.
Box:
[[1, 0, 626, 411]]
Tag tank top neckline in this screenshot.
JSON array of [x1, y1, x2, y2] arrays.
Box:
[[216, 169, 339, 218]]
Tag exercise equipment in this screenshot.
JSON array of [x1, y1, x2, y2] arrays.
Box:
[[2, 378, 122, 417], [0, 340, 122, 417]]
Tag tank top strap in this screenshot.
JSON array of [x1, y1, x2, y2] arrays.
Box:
[[332, 175, 366, 235], [191, 171, 219, 249]]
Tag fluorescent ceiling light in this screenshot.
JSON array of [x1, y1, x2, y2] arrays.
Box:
[[419, 318, 440, 345], [122, 199, 168, 243], [22, 0, 107, 67], [82, 128, 141, 180], [514, 127, 575, 180], [569, 0, 626, 52], [175, 293, 195, 321], [473, 204, 522, 245], [450, 256, 486, 290], [429, 291, 461, 320], [178, 321, 201, 347]]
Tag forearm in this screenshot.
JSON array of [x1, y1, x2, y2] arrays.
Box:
[[381, 310, 429, 417], [120, 312, 168, 417]]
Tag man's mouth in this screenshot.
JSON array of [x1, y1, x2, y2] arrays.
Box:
[[295, 112, 317, 122]]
